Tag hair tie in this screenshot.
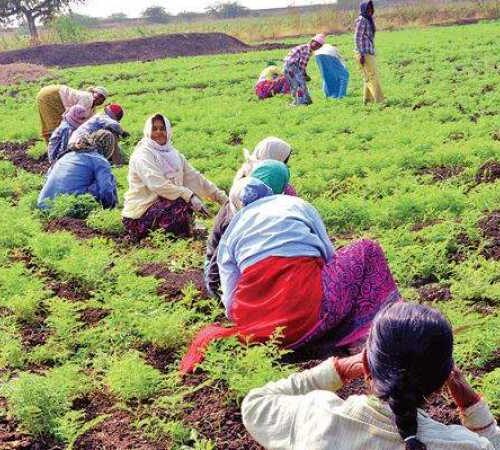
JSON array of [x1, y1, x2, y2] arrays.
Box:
[[404, 436, 417, 442]]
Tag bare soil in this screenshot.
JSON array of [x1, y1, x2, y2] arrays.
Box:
[[0, 33, 291, 68], [418, 283, 452, 303], [0, 141, 49, 175], [0, 63, 52, 86], [478, 210, 499, 261], [80, 307, 110, 327], [19, 315, 48, 348], [45, 217, 123, 243], [418, 165, 464, 182], [475, 160, 500, 185], [139, 343, 177, 373], [137, 263, 207, 299], [183, 374, 263, 450]]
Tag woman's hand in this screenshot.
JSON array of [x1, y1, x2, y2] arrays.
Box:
[[190, 194, 210, 217], [358, 54, 366, 65], [333, 351, 365, 384], [446, 365, 480, 410]]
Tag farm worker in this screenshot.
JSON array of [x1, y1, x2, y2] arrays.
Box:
[[122, 113, 228, 241], [355, 1, 384, 103], [204, 138, 297, 299], [242, 302, 500, 450], [36, 84, 108, 142], [68, 103, 128, 166], [37, 130, 118, 210], [284, 33, 325, 106], [47, 105, 88, 164], [180, 179, 400, 373], [255, 64, 290, 100]]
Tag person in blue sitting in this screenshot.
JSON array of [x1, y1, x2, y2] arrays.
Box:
[[38, 130, 118, 210]]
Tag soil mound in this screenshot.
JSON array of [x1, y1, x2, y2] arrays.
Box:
[[479, 210, 499, 260], [0, 63, 52, 86], [475, 160, 500, 184], [0, 33, 290, 68], [0, 141, 49, 174]]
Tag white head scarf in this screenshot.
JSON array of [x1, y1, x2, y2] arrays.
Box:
[[138, 113, 182, 175], [233, 136, 292, 183], [228, 177, 249, 214], [89, 86, 108, 98]]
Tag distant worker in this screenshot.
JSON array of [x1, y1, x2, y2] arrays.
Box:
[[38, 130, 118, 211], [255, 64, 290, 100], [283, 34, 325, 106], [47, 105, 87, 164], [68, 104, 128, 166], [36, 84, 108, 142], [355, 1, 384, 103]]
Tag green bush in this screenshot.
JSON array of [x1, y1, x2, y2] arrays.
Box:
[[43, 194, 99, 220], [86, 209, 125, 235], [106, 352, 164, 401]]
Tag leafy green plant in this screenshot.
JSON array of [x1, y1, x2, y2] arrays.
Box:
[[26, 141, 47, 161], [86, 208, 125, 235], [106, 352, 164, 401], [42, 194, 99, 220], [1, 364, 89, 439]]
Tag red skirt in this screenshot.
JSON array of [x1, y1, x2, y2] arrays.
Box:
[[180, 256, 323, 373]]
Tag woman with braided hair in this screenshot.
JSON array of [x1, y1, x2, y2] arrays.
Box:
[[242, 302, 500, 449]]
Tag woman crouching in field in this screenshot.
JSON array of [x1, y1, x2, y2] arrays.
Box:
[[204, 137, 297, 299], [122, 114, 228, 241], [38, 130, 118, 210], [181, 170, 400, 373], [242, 302, 500, 450]]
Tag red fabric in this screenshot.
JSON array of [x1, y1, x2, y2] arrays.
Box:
[[180, 256, 323, 374], [105, 103, 123, 121]]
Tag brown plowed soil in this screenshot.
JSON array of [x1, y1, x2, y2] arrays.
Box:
[[418, 283, 452, 303], [44, 217, 123, 242], [418, 165, 464, 182], [0, 63, 52, 86], [140, 343, 177, 373], [475, 160, 500, 184], [0, 141, 49, 175], [0, 33, 291, 68], [46, 278, 91, 302], [138, 263, 207, 299], [183, 375, 263, 450], [19, 316, 48, 348], [478, 210, 500, 261], [80, 307, 110, 326]]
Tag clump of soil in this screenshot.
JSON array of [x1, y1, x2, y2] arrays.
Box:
[[418, 165, 464, 182], [74, 411, 164, 450], [0, 33, 292, 68], [0, 398, 34, 450], [0, 63, 51, 86], [137, 263, 206, 299], [0, 141, 49, 175], [80, 307, 110, 326], [475, 160, 500, 184], [183, 375, 262, 450], [19, 316, 48, 348], [448, 232, 478, 263], [472, 349, 500, 379], [46, 278, 90, 302], [44, 217, 124, 242], [72, 390, 115, 421], [140, 343, 177, 373], [478, 211, 499, 261], [418, 283, 452, 303]]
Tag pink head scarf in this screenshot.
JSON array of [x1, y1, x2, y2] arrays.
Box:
[[63, 105, 87, 129]]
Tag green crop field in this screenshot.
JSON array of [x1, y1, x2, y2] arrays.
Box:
[[0, 21, 498, 449]]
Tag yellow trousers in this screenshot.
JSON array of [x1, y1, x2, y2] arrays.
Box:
[[357, 54, 384, 104], [36, 85, 65, 142]]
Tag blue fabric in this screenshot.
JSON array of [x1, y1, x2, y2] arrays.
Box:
[[217, 195, 335, 313], [240, 178, 274, 206], [315, 54, 349, 98], [47, 121, 76, 163], [38, 151, 117, 209], [69, 113, 122, 146]]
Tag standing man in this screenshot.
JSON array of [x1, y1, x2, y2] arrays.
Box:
[[355, 1, 384, 104], [284, 34, 325, 106]]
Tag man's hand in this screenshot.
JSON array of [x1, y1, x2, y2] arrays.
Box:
[[333, 351, 365, 384], [359, 54, 366, 65]]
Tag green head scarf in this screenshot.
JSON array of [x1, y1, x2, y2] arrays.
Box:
[[250, 160, 290, 194]]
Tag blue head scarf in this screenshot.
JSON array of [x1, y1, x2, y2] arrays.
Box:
[[240, 177, 274, 207], [250, 160, 290, 195], [359, 1, 376, 34]]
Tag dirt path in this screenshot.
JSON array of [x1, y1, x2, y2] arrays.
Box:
[[0, 33, 291, 68]]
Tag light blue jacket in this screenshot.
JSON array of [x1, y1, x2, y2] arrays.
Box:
[[217, 195, 334, 315], [38, 151, 117, 210], [47, 120, 77, 163]]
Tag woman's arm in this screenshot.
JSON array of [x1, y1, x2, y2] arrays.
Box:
[[92, 158, 118, 209], [242, 358, 344, 449], [182, 157, 227, 205]]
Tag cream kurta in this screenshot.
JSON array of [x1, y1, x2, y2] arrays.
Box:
[[59, 86, 94, 115], [122, 144, 225, 219], [242, 359, 500, 450]]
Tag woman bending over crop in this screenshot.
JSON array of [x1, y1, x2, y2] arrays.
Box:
[[181, 173, 399, 373], [242, 302, 500, 450], [122, 114, 228, 241], [38, 130, 118, 210], [204, 137, 297, 299], [36, 84, 108, 142], [255, 64, 290, 100]]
